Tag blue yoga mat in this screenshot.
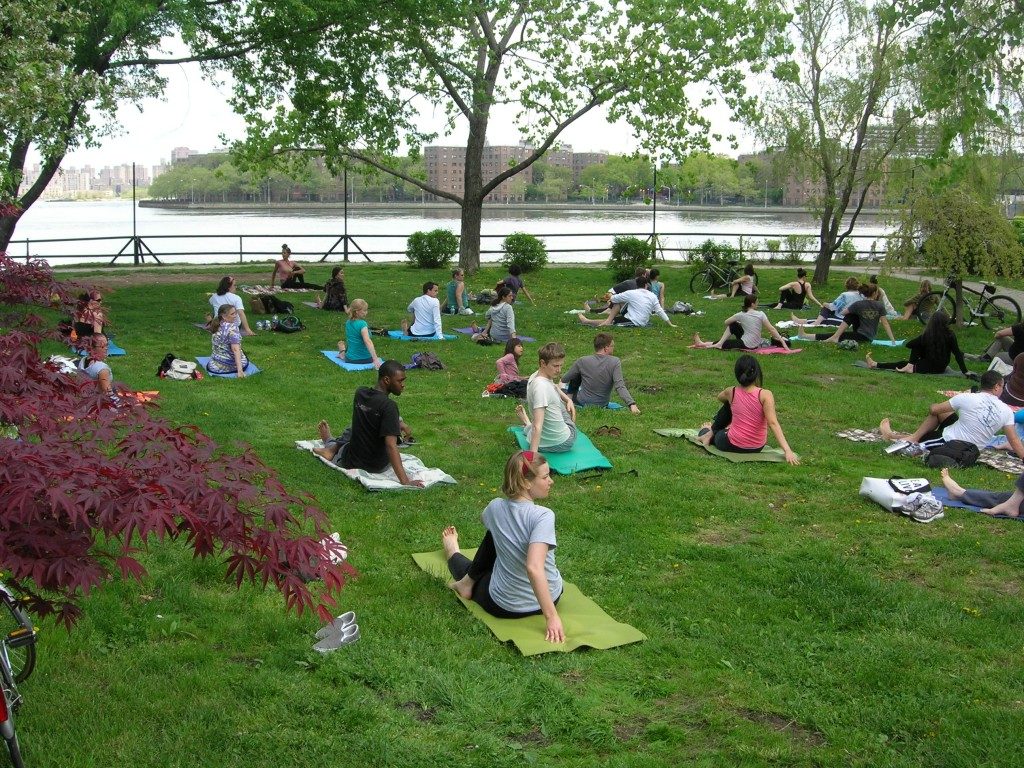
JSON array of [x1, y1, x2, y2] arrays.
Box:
[[320, 350, 380, 372], [932, 487, 1023, 521], [578, 401, 625, 410], [74, 340, 126, 356], [388, 331, 457, 341], [508, 426, 612, 474], [872, 339, 906, 347], [196, 357, 261, 378], [454, 327, 536, 342]]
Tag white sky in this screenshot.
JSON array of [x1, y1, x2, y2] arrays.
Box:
[[61, 60, 759, 171]]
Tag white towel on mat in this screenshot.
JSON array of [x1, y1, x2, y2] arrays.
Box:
[[295, 440, 457, 491]]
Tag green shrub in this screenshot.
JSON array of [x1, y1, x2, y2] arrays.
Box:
[[608, 236, 654, 282], [1012, 217, 1024, 248], [784, 234, 815, 263], [500, 232, 548, 272], [691, 239, 738, 265], [406, 229, 459, 268], [836, 239, 857, 265]]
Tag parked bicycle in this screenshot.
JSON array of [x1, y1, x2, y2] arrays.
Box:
[[917, 277, 1022, 330], [0, 581, 37, 768], [690, 259, 740, 293]]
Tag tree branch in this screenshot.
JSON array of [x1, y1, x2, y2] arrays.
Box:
[[341, 150, 463, 204]]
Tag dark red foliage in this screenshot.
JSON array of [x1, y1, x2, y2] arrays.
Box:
[[0, 254, 353, 628]]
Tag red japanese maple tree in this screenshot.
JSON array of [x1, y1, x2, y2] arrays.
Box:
[[0, 255, 352, 628]]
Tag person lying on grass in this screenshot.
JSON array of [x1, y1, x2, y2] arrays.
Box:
[[442, 450, 565, 643], [864, 310, 971, 376], [879, 369, 1024, 462], [313, 360, 424, 487], [795, 282, 895, 344], [696, 354, 799, 465], [515, 342, 577, 454], [692, 294, 789, 351], [336, 298, 380, 369], [939, 467, 1024, 518]]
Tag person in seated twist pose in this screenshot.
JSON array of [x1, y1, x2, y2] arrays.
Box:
[[444, 268, 473, 315], [692, 294, 789, 350], [313, 360, 424, 487], [729, 264, 758, 297], [209, 276, 256, 336], [795, 282, 895, 343], [271, 244, 323, 289], [442, 450, 565, 643], [515, 342, 577, 454], [72, 290, 106, 339], [770, 268, 821, 310], [206, 304, 250, 377], [402, 282, 444, 339], [563, 332, 641, 414], [879, 370, 1024, 461], [495, 338, 526, 385], [864, 310, 970, 376], [336, 298, 380, 368], [320, 266, 349, 312], [578, 275, 676, 328], [696, 353, 799, 465]]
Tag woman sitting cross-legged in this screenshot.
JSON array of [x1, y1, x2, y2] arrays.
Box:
[[795, 282, 895, 344], [442, 450, 565, 644], [206, 304, 251, 377], [336, 298, 380, 368], [696, 354, 799, 465], [692, 294, 789, 350], [769, 268, 821, 310], [864, 310, 971, 376]]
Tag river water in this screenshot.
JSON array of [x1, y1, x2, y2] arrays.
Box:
[[11, 200, 893, 266]]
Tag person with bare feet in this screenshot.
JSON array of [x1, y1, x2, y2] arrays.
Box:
[[312, 360, 424, 487], [879, 370, 1024, 466], [695, 354, 799, 465], [794, 277, 861, 327], [517, 342, 577, 454], [578, 275, 675, 329], [691, 295, 789, 351], [441, 451, 565, 643], [562, 332, 641, 414], [939, 467, 1024, 517], [863, 311, 970, 376], [796, 282, 895, 344]]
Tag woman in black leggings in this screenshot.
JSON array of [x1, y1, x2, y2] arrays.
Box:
[[796, 282, 895, 343]]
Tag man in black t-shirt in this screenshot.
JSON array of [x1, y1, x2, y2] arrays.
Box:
[[313, 360, 424, 487]]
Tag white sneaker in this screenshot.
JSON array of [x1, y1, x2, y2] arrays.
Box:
[[459, 307, 475, 315], [313, 623, 360, 652]]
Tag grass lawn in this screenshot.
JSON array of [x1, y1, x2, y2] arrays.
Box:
[[18, 262, 1024, 767]]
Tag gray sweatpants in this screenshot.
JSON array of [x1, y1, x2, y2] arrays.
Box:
[[958, 471, 1024, 511]]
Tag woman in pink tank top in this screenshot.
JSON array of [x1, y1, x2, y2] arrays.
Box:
[[697, 354, 799, 465]]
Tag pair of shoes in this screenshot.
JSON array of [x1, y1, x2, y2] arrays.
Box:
[[595, 425, 622, 437], [313, 611, 360, 652], [900, 492, 945, 523], [459, 307, 475, 315]]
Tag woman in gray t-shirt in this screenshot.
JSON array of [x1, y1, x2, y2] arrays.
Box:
[[441, 451, 565, 644], [692, 295, 789, 350]]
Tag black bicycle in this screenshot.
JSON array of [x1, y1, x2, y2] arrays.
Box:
[[917, 277, 1022, 330], [0, 582, 37, 768], [690, 259, 740, 293]]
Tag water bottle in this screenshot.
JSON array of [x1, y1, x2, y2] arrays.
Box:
[[272, 314, 278, 325]]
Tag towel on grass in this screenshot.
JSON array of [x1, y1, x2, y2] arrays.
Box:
[[454, 327, 536, 342], [752, 346, 802, 355], [835, 428, 1024, 474], [301, 301, 321, 309], [75, 339, 126, 356], [388, 331, 458, 342], [411, 549, 646, 656], [851, 361, 965, 377], [320, 350, 381, 372], [295, 440, 456, 490], [654, 428, 794, 463], [932, 488, 1024, 521], [508, 426, 612, 474], [196, 357, 261, 378], [239, 285, 313, 294]]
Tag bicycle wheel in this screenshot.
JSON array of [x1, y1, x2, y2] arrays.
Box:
[[0, 599, 34, 684], [689, 269, 714, 293], [917, 292, 956, 325], [980, 294, 1022, 331]]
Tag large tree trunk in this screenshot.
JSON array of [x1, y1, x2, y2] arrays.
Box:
[[0, 213, 24, 255], [458, 118, 487, 273]]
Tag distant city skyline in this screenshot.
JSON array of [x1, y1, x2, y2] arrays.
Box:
[[51, 57, 757, 170]]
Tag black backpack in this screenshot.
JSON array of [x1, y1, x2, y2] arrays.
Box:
[[260, 295, 294, 314], [925, 440, 980, 469], [273, 315, 305, 334]]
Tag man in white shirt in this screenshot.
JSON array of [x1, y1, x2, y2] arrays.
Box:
[[402, 282, 444, 339], [880, 370, 1024, 462], [578, 276, 675, 328]]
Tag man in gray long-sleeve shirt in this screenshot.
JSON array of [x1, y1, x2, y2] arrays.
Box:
[[562, 333, 640, 414]]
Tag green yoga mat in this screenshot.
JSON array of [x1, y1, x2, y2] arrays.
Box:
[[508, 426, 612, 474], [412, 548, 646, 656], [654, 428, 794, 463]]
